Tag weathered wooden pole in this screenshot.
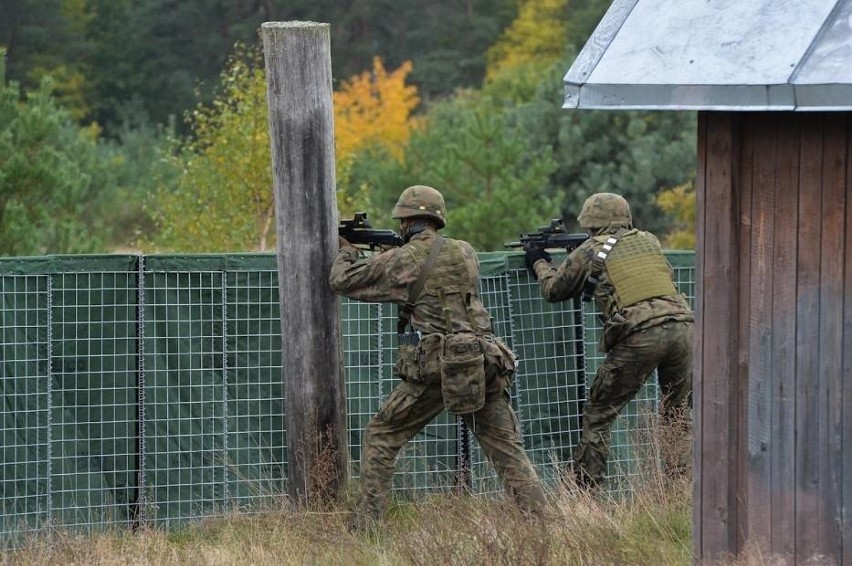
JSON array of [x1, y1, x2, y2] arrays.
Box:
[[261, 21, 348, 505]]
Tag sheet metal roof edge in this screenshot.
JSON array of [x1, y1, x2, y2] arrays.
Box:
[[564, 0, 852, 111], [564, 83, 795, 111], [564, 83, 852, 111], [562, 0, 639, 101], [793, 84, 852, 111]]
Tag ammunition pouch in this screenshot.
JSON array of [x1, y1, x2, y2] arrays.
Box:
[[480, 335, 517, 390], [418, 334, 444, 384], [395, 332, 517, 408], [440, 333, 486, 414], [394, 332, 443, 384]]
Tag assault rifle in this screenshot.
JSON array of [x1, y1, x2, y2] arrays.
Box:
[[338, 212, 404, 250], [505, 218, 588, 252]]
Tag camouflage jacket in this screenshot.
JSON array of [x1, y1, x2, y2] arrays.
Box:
[[329, 228, 493, 335], [532, 225, 693, 348]]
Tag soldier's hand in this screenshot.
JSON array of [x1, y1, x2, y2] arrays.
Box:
[[523, 243, 551, 275]]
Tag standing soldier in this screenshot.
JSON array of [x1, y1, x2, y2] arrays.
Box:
[[330, 185, 546, 531], [524, 192, 694, 489]]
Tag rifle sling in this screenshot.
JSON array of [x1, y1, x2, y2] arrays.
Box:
[[398, 236, 445, 334]]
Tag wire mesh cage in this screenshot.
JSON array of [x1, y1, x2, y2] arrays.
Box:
[[0, 250, 695, 538]]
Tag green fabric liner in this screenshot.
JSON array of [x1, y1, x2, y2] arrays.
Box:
[[0, 249, 688, 275], [0, 250, 694, 535], [0, 254, 140, 274]]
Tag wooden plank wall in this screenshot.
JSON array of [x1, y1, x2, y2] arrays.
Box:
[[695, 112, 850, 564]]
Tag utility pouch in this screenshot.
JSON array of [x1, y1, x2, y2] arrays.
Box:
[[440, 333, 486, 414], [480, 335, 518, 388], [418, 334, 444, 384], [602, 312, 629, 352], [394, 331, 422, 382]]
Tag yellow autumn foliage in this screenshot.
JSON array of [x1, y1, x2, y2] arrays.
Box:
[[333, 56, 420, 163], [485, 0, 569, 80], [146, 50, 420, 251], [656, 180, 696, 250]]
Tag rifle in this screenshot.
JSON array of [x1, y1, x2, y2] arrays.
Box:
[[505, 218, 588, 252], [338, 212, 404, 250]]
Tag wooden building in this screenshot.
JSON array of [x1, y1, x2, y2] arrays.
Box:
[[564, 0, 851, 563]]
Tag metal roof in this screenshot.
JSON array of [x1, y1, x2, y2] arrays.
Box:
[[564, 0, 852, 111]]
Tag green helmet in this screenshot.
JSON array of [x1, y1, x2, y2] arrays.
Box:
[[391, 185, 447, 228], [577, 192, 632, 229]]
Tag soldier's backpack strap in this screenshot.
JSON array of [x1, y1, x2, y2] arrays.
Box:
[[398, 236, 446, 334], [582, 228, 629, 302]]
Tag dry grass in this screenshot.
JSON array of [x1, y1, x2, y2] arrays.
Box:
[[0, 413, 785, 565], [1, 475, 695, 566], [4, 483, 805, 566]]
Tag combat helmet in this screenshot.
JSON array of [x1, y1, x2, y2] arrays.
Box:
[[391, 185, 447, 228], [577, 192, 632, 230]]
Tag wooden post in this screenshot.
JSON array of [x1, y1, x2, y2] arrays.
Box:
[[261, 21, 348, 505]]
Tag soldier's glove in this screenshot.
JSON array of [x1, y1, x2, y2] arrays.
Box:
[[523, 243, 551, 275]]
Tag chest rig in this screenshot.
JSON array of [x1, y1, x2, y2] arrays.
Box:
[[397, 236, 484, 340], [583, 229, 677, 308]]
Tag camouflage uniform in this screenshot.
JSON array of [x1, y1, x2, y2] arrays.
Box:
[[330, 186, 545, 528], [528, 193, 694, 487]]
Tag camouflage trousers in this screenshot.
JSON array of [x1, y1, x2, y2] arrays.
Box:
[[353, 380, 545, 527], [573, 320, 693, 487]]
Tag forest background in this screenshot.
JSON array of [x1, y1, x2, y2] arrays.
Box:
[[0, 0, 697, 256]]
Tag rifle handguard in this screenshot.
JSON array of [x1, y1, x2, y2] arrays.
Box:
[[338, 212, 404, 250]]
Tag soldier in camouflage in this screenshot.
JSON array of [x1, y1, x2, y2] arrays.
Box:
[[330, 185, 546, 531], [524, 192, 694, 489]]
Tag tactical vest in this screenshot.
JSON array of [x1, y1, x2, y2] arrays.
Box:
[[594, 230, 676, 308], [407, 236, 489, 334]]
